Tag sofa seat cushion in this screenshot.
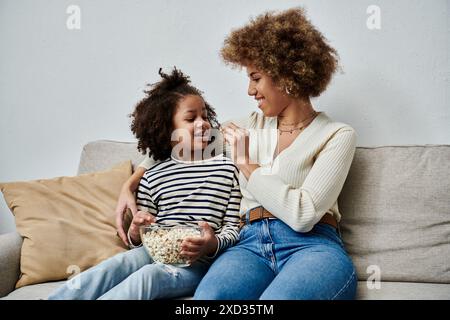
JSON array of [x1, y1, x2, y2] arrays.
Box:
[[2, 280, 449, 300], [0, 280, 193, 300], [0, 281, 66, 300], [356, 281, 450, 300]]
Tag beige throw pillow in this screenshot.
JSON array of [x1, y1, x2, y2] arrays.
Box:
[[0, 161, 132, 288]]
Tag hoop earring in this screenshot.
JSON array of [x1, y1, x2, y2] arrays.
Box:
[[285, 86, 292, 95]]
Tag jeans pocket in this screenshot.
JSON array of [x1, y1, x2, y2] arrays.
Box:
[[238, 224, 250, 241], [314, 223, 344, 247]]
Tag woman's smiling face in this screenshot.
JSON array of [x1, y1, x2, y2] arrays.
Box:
[[246, 65, 291, 117]]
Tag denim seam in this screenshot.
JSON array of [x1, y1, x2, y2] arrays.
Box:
[[264, 219, 279, 274], [256, 222, 264, 258], [255, 221, 274, 273], [331, 269, 356, 300], [261, 221, 271, 260]]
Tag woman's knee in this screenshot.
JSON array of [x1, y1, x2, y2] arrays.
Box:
[[194, 277, 245, 300], [193, 257, 238, 300], [330, 269, 357, 300], [193, 265, 228, 299], [260, 248, 357, 300], [193, 285, 227, 300], [194, 259, 273, 300]]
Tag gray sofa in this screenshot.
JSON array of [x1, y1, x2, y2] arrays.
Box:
[[1, 140, 449, 300]]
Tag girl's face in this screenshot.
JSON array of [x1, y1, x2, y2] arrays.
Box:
[[246, 65, 291, 117], [171, 95, 211, 155]]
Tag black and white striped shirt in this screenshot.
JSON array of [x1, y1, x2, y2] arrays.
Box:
[[136, 154, 242, 256]]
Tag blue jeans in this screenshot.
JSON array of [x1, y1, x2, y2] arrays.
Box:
[[48, 246, 209, 300], [194, 213, 357, 300]]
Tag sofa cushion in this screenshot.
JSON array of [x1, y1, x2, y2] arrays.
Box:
[[339, 145, 450, 284], [355, 281, 450, 300], [78, 141, 450, 285], [0, 161, 132, 288], [77, 138, 226, 175], [0, 281, 66, 300], [77, 140, 145, 175], [0, 232, 22, 297], [2, 280, 448, 300]]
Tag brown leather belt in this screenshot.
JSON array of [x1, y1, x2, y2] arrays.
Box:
[[239, 207, 338, 230]]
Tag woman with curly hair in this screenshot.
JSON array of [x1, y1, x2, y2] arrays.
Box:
[[116, 7, 357, 299], [48, 68, 242, 299]]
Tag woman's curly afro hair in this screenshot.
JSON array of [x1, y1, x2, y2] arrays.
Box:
[[130, 67, 218, 161], [221, 7, 339, 98]]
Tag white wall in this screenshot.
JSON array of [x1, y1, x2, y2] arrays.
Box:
[[1, 0, 449, 233]]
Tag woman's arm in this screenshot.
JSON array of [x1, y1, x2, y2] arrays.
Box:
[[115, 155, 155, 245], [115, 167, 146, 245], [246, 128, 357, 232]]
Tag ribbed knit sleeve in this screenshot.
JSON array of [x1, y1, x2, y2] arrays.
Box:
[[138, 154, 156, 170], [246, 127, 356, 232]]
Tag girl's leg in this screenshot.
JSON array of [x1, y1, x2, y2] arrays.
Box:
[[259, 244, 357, 300], [98, 261, 209, 300], [48, 247, 151, 300], [193, 246, 275, 300]]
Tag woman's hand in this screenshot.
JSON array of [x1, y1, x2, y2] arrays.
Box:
[[180, 222, 218, 264], [221, 122, 259, 179], [115, 167, 146, 246], [128, 211, 156, 246], [115, 186, 137, 246], [222, 122, 250, 165]]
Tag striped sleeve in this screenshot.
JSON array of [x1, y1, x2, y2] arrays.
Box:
[[136, 175, 157, 216], [213, 166, 242, 256]]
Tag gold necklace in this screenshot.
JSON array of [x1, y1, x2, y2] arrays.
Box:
[[278, 111, 318, 135]]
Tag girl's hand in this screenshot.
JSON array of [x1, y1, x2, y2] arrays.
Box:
[[128, 211, 156, 246], [180, 222, 218, 264]]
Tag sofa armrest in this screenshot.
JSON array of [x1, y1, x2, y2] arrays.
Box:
[[0, 232, 22, 297]]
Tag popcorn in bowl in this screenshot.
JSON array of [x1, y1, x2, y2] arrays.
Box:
[[140, 224, 203, 267]]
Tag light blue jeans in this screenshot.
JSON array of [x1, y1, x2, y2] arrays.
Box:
[[194, 210, 357, 300], [48, 246, 209, 300]]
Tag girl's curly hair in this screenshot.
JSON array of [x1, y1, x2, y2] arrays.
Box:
[[221, 7, 339, 98], [130, 67, 219, 161]]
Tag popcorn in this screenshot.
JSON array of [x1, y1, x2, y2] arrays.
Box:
[[141, 225, 202, 266]]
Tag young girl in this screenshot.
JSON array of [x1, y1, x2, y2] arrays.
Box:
[[48, 68, 241, 300]]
